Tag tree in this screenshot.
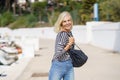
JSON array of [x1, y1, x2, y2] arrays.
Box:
[[81, 0, 97, 14], [0, 0, 15, 13], [0, 0, 5, 12], [31, 1, 47, 21], [79, 0, 97, 24], [99, 0, 120, 21]]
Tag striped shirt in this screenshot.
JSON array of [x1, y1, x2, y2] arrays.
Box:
[[52, 31, 74, 61]]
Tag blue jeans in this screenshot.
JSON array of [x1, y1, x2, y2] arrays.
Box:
[[49, 60, 74, 80]]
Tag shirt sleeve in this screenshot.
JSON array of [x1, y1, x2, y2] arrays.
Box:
[[55, 32, 68, 58]]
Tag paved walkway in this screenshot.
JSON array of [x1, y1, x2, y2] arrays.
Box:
[[17, 38, 120, 80]]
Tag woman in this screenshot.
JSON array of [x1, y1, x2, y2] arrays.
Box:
[[49, 11, 75, 80]]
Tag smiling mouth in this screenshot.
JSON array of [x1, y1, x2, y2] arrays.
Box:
[[66, 24, 71, 27]]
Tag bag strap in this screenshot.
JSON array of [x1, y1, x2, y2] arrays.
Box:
[[74, 43, 81, 50], [66, 31, 81, 50]]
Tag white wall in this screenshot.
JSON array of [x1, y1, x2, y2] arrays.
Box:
[[1, 21, 120, 54], [72, 25, 87, 44], [86, 21, 120, 52]]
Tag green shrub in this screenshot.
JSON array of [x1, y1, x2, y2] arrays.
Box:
[[0, 15, 2, 26], [0, 11, 15, 27], [25, 14, 38, 27], [99, 0, 120, 21], [9, 14, 38, 29], [47, 11, 60, 26], [9, 17, 26, 29]]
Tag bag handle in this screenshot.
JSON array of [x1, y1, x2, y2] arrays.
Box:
[[66, 31, 81, 50], [74, 43, 81, 50]]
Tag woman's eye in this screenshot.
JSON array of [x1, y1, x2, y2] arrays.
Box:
[[68, 19, 71, 21], [63, 21, 66, 22], [63, 19, 71, 23]]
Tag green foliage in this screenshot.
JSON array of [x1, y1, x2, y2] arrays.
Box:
[[81, 14, 91, 24], [1, 0, 120, 28], [31, 1, 47, 22], [9, 14, 38, 29], [82, 0, 97, 14], [69, 1, 82, 10], [78, 0, 97, 24], [32, 1, 46, 10], [47, 11, 60, 26], [71, 10, 81, 25], [31, 1, 47, 15], [99, 0, 120, 21], [25, 14, 38, 27], [9, 17, 26, 29], [0, 11, 15, 27]]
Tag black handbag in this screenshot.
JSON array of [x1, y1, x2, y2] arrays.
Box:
[[68, 44, 88, 67]]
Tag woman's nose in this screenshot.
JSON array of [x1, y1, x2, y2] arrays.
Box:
[[66, 21, 69, 24]]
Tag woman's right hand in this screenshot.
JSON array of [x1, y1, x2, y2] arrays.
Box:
[[68, 37, 74, 46], [64, 37, 75, 51]]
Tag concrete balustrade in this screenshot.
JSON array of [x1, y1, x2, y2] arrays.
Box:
[[0, 21, 120, 80], [0, 21, 120, 58], [86, 21, 120, 52]]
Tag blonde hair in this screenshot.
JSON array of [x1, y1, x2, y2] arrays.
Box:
[[54, 11, 73, 33]]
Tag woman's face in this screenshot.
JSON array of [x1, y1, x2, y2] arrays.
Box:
[[61, 14, 72, 32]]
